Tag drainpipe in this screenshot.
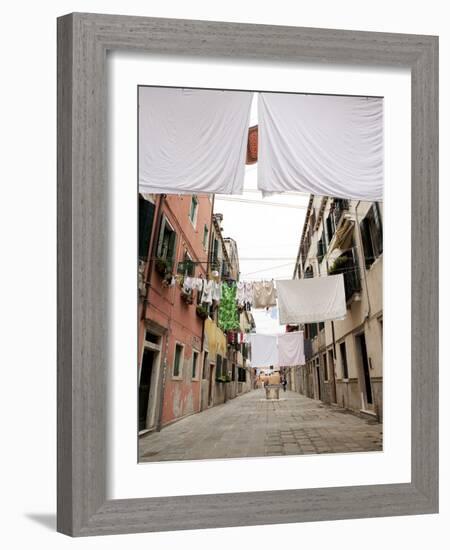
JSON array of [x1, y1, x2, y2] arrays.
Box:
[[322, 208, 337, 404], [355, 201, 372, 320], [201, 194, 215, 355]]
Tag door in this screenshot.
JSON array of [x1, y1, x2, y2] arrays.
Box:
[[356, 333, 373, 409], [316, 363, 322, 401], [139, 348, 155, 431], [328, 349, 337, 403], [208, 364, 215, 407]]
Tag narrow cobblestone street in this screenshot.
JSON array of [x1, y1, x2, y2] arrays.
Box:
[[139, 389, 382, 462]]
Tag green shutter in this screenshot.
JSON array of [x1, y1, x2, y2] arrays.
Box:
[[138, 197, 155, 259]]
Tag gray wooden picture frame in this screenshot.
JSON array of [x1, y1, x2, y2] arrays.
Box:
[[57, 12, 438, 537]]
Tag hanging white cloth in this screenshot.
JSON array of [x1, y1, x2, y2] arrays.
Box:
[[212, 280, 222, 302], [201, 279, 214, 304], [276, 275, 347, 324], [258, 93, 383, 201], [249, 334, 278, 368], [236, 281, 246, 306], [277, 332, 305, 366], [139, 87, 253, 195], [252, 281, 277, 309]]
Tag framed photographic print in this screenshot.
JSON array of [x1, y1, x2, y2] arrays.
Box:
[[57, 13, 438, 536]]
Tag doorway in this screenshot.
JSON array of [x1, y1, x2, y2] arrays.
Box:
[[208, 364, 215, 407], [356, 332, 373, 409], [139, 348, 155, 431], [315, 358, 322, 401]]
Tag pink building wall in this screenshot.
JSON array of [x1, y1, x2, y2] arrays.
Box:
[[140, 194, 213, 427]]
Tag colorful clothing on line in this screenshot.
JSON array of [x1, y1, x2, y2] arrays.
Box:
[[218, 283, 240, 331]]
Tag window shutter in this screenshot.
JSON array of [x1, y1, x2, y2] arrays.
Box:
[[167, 229, 177, 265], [138, 197, 155, 260], [156, 216, 166, 258], [360, 217, 374, 269], [371, 202, 383, 256]]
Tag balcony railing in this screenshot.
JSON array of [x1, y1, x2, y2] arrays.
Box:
[[328, 248, 361, 303]]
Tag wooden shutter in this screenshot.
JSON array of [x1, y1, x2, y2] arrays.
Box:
[[167, 229, 177, 268], [138, 196, 155, 260], [371, 202, 383, 257], [360, 217, 374, 269]]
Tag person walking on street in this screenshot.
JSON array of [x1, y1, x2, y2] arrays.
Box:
[[282, 377, 287, 392]]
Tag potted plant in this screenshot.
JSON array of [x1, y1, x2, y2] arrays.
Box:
[[328, 255, 350, 275], [155, 258, 170, 276], [216, 374, 232, 383], [196, 304, 209, 319]]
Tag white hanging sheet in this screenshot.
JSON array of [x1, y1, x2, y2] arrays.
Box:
[[258, 93, 383, 201], [139, 87, 253, 195], [249, 334, 278, 368], [276, 275, 347, 324], [277, 332, 305, 366]]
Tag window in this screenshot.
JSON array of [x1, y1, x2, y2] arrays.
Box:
[[238, 368, 246, 382], [304, 265, 314, 279], [360, 203, 383, 269], [319, 322, 325, 332], [139, 196, 156, 260], [173, 344, 184, 378], [231, 364, 236, 381], [309, 323, 318, 339], [189, 195, 199, 227], [144, 330, 159, 345], [326, 213, 335, 245], [192, 350, 199, 379], [340, 341, 349, 379], [222, 358, 228, 378], [202, 352, 208, 379], [177, 250, 195, 276], [203, 224, 209, 250], [317, 234, 326, 262], [216, 355, 223, 379], [211, 238, 220, 270], [156, 216, 177, 267]]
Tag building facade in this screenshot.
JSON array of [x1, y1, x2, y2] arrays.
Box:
[[200, 213, 255, 409], [291, 195, 383, 421], [138, 196, 254, 434], [138, 193, 213, 432]]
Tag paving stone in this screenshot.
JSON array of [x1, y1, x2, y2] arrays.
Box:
[[139, 388, 382, 462]]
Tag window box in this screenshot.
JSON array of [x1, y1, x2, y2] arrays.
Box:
[[155, 258, 172, 276], [196, 305, 209, 319], [328, 253, 361, 304], [216, 375, 232, 383]]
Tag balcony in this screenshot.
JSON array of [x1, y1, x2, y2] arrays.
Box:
[[333, 198, 350, 228], [328, 249, 361, 305]]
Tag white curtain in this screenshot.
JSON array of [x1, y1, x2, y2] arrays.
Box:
[[277, 332, 305, 366], [139, 87, 253, 195], [276, 275, 347, 324], [258, 93, 383, 201]]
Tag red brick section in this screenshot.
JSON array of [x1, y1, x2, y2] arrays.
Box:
[[246, 125, 258, 164]]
